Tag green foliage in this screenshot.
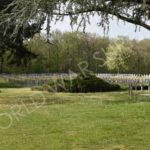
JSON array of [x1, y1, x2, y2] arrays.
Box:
[[27, 31, 109, 73], [0, 82, 20, 88], [69, 73, 121, 93], [0, 0, 149, 74], [32, 73, 121, 93], [0, 0, 149, 36], [0, 0, 44, 70], [0, 79, 21, 88], [1, 31, 150, 74], [106, 41, 134, 73]]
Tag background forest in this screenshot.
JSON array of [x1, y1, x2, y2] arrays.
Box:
[[1, 30, 150, 74]]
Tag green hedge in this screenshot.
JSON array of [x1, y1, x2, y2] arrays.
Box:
[[0, 82, 22, 88], [32, 73, 121, 93]]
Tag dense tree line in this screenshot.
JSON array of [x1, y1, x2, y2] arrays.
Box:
[[1, 31, 150, 74]]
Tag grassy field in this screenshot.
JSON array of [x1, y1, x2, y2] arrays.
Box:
[[0, 88, 150, 150]]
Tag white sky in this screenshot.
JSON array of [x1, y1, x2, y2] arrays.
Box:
[[43, 15, 150, 40]]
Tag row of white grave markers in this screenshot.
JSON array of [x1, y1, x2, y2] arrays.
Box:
[[1, 73, 150, 95], [97, 74, 150, 96]]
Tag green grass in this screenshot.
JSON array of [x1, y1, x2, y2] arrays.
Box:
[[0, 88, 150, 150]]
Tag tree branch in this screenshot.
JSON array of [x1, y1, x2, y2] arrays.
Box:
[[53, 5, 150, 31]]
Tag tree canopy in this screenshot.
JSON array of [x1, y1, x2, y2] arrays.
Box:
[[0, 0, 44, 66], [106, 41, 134, 73], [0, 0, 150, 36], [0, 0, 149, 68], [1, 31, 149, 74]]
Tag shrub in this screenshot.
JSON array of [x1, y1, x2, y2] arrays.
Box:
[[0, 82, 21, 88], [32, 73, 121, 93], [68, 74, 120, 92]]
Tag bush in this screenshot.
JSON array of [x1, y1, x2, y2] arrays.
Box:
[[32, 73, 121, 93], [0, 82, 21, 88], [67, 73, 120, 92]]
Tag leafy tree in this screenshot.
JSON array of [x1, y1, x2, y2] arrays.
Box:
[[0, 0, 149, 69], [132, 39, 150, 74], [106, 41, 134, 73], [27, 31, 110, 73], [0, 0, 44, 69], [1, 29, 150, 74], [0, 0, 149, 37]]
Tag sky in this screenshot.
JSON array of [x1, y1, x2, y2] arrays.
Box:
[[44, 15, 150, 40]]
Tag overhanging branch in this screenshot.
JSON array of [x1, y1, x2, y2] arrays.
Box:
[[53, 6, 150, 31]]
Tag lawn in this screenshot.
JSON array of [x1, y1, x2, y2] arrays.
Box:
[[0, 88, 150, 150]]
